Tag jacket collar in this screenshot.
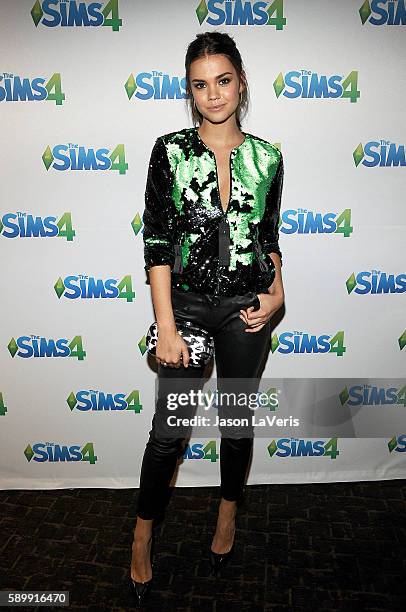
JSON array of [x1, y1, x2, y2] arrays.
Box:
[[193, 126, 248, 154]]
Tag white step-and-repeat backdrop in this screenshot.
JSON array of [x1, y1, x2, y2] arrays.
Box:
[[1, 0, 405, 489]]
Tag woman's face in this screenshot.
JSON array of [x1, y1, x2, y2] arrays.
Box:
[[189, 53, 243, 124]]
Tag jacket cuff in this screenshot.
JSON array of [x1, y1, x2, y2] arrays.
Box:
[[144, 240, 174, 274], [263, 243, 283, 267], [144, 247, 174, 270]]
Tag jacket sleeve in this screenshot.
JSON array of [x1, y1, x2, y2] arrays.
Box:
[[142, 136, 176, 283], [257, 152, 284, 267]]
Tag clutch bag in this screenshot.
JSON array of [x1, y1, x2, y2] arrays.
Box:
[[145, 320, 214, 368]]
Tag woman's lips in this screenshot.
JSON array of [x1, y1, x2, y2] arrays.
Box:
[[209, 104, 225, 112]]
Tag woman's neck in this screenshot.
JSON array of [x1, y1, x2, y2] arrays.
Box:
[[197, 120, 244, 150]]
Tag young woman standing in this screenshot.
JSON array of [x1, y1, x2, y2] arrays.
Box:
[[130, 31, 285, 606]]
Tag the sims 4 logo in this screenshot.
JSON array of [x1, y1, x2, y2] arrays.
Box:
[[31, 0, 122, 31], [0, 212, 75, 241]]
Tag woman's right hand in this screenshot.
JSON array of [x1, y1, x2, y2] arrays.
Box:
[[156, 329, 190, 368]]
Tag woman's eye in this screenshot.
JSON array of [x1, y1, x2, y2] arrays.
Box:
[[193, 78, 231, 89]]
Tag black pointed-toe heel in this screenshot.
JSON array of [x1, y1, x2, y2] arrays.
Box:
[[130, 530, 155, 608], [209, 541, 235, 576]]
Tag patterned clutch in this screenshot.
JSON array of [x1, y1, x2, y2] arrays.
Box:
[[145, 320, 214, 368]]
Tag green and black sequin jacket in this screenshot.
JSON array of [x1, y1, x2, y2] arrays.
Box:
[[142, 126, 283, 297]]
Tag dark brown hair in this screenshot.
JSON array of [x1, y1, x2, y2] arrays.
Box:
[[184, 31, 249, 129]]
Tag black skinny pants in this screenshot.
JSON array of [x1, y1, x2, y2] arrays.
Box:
[[136, 288, 271, 521]]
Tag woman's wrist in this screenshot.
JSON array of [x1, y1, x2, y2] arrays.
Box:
[[157, 320, 177, 334]]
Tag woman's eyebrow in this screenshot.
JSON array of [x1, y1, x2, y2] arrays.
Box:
[[191, 72, 233, 82]]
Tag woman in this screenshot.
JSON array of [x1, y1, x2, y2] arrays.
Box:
[[130, 31, 285, 605]]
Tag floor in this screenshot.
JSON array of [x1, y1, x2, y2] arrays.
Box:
[[1, 480, 405, 611]]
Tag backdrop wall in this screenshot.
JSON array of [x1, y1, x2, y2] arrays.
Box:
[[1, 0, 405, 489]]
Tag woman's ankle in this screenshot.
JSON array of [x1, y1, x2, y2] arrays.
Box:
[[133, 531, 153, 544], [131, 537, 153, 581], [133, 516, 154, 542], [218, 498, 237, 518]]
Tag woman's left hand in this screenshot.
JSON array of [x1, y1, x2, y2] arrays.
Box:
[[239, 290, 284, 332]]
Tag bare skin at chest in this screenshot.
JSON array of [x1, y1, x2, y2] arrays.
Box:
[[212, 147, 234, 214], [197, 127, 245, 215]]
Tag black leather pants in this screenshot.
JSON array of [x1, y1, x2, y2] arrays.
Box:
[[136, 288, 271, 521]]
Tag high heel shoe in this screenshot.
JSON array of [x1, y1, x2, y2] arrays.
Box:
[[209, 542, 235, 576], [209, 531, 235, 577], [130, 530, 155, 608]]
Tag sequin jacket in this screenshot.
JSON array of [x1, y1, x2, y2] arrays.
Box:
[[142, 126, 283, 297]]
